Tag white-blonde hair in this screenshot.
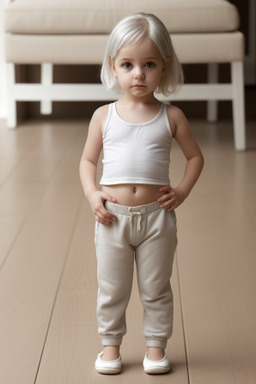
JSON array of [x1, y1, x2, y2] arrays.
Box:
[[101, 13, 183, 96]]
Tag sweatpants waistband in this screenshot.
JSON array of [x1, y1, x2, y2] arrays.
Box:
[[105, 200, 162, 216]]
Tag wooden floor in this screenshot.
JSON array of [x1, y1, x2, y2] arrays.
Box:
[[0, 116, 255, 384]]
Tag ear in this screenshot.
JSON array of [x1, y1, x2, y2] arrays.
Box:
[[109, 59, 118, 78], [161, 61, 168, 77]]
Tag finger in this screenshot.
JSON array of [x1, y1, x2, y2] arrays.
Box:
[[94, 201, 117, 223], [95, 210, 112, 223], [167, 199, 180, 211], [167, 203, 178, 212], [159, 186, 172, 192], [95, 214, 114, 225], [160, 198, 176, 209], [103, 193, 117, 203], [98, 207, 117, 222], [157, 193, 172, 202]]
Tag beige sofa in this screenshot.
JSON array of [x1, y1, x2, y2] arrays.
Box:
[[4, 0, 245, 150]]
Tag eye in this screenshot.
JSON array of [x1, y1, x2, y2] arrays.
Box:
[[122, 62, 132, 69], [145, 62, 156, 69]]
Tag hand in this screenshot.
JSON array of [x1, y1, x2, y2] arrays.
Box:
[[157, 186, 187, 211], [88, 190, 117, 225]]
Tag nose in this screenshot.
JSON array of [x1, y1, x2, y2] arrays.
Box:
[[134, 66, 145, 80]]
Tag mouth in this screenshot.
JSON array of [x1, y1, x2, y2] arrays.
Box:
[[133, 84, 146, 88]]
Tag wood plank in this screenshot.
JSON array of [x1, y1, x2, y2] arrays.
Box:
[[0, 216, 24, 267], [35, 200, 189, 384], [178, 203, 256, 383], [173, 122, 256, 383], [0, 120, 86, 384], [0, 213, 80, 384], [0, 180, 47, 216], [0, 120, 85, 216]]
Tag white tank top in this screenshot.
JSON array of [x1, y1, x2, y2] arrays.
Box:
[[100, 102, 172, 186]]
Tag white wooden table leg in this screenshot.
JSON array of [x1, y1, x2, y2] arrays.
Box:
[[6, 63, 17, 129], [231, 61, 246, 150], [40, 63, 53, 115], [207, 63, 218, 122]]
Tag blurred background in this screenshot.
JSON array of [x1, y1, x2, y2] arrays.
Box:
[[0, 0, 255, 124]]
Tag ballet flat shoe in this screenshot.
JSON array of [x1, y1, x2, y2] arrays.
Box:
[[143, 352, 171, 374], [95, 351, 122, 375]]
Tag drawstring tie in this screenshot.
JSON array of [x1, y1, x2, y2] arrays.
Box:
[[128, 209, 142, 231]]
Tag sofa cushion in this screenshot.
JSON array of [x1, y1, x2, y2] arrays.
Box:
[[5, 32, 245, 64], [4, 0, 239, 35]]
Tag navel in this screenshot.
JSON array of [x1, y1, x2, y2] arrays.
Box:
[[133, 187, 137, 194]]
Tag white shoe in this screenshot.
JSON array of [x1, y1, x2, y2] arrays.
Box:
[[143, 352, 171, 374], [95, 351, 122, 375]]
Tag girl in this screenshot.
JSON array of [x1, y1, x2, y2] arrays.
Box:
[[80, 13, 204, 375]]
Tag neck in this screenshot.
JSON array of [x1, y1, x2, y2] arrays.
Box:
[[119, 92, 159, 105]]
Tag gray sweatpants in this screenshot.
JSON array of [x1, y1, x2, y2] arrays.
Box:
[[94, 200, 177, 350]]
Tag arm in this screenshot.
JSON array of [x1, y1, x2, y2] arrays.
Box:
[[158, 106, 204, 211], [79, 106, 117, 224]]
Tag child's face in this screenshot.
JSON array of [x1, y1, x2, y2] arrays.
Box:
[[111, 38, 167, 98]]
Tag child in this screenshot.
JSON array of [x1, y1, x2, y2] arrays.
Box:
[[80, 13, 204, 375]]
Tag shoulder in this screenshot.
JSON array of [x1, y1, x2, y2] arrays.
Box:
[[91, 104, 110, 125], [89, 104, 111, 135], [166, 104, 189, 137], [166, 104, 187, 125]]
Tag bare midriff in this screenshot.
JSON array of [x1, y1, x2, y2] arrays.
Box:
[[102, 184, 168, 206]]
